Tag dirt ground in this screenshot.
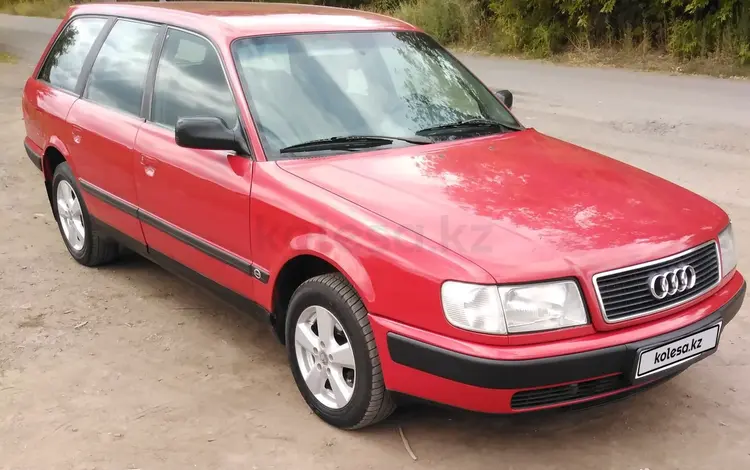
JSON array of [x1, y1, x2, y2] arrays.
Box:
[[1, 14, 750, 470]]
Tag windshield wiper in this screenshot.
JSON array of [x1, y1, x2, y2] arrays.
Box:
[[416, 119, 522, 136], [279, 135, 432, 154]]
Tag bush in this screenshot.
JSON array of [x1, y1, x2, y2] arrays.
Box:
[[489, 0, 566, 56], [391, 0, 487, 46], [480, 0, 750, 64], [0, 0, 72, 17], [384, 0, 748, 65]]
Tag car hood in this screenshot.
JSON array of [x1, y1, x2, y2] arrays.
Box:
[[277, 129, 728, 284]]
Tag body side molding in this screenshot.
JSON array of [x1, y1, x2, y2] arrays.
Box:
[[80, 178, 270, 283]]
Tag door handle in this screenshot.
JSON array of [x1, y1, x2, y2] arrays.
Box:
[[140, 154, 158, 177], [140, 154, 158, 165], [71, 125, 83, 145]]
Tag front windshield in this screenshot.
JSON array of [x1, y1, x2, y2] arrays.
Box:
[[232, 31, 521, 158]]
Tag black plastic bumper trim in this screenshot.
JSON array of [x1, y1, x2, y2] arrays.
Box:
[[24, 142, 43, 172], [387, 281, 745, 390], [510, 374, 627, 409]]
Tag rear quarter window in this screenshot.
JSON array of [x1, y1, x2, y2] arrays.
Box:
[[83, 19, 161, 116], [38, 17, 108, 93]]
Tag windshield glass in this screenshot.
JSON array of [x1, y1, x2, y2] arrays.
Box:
[[232, 31, 520, 159]]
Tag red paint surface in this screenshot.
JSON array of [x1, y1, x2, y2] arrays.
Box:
[[21, 2, 744, 414]]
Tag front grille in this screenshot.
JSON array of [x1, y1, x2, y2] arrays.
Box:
[[594, 241, 720, 322], [511, 375, 627, 409]]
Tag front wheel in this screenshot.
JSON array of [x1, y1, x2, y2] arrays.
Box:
[[286, 273, 395, 429]]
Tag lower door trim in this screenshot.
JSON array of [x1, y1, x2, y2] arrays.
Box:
[[79, 177, 270, 284]]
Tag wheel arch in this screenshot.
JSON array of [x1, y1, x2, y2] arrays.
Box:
[[41, 141, 70, 208], [43, 144, 67, 180], [270, 235, 375, 344]]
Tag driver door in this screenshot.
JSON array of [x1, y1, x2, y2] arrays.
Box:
[[133, 28, 255, 299]]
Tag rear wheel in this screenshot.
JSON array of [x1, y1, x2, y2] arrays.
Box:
[[286, 273, 395, 429], [52, 163, 119, 266]]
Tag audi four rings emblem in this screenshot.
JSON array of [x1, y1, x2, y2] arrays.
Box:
[[648, 265, 697, 299]]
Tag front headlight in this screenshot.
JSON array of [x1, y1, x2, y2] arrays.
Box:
[[441, 280, 588, 335], [719, 223, 737, 277], [441, 282, 507, 334], [498, 281, 588, 333]]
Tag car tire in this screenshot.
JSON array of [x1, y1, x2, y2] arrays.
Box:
[[286, 273, 395, 429], [51, 163, 119, 266]]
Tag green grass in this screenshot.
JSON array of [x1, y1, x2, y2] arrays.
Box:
[[391, 0, 488, 47], [0, 0, 72, 18], [0, 51, 18, 64]]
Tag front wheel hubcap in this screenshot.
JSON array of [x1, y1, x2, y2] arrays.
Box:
[[56, 180, 85, 252], [294, 306, 356, 409]]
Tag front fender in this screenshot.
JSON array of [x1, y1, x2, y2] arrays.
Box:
[[250, 163, 495, 346], [287, 233, 375, 304]]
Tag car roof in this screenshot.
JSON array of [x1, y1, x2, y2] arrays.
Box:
[[70, 1, 418, 39]]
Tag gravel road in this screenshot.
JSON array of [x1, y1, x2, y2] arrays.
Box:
[[1, 13, 749, 470]]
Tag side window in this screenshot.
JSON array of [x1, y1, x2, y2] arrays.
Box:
[[84, 19, 160, 116], [38, 17, 108, 92], [151, 29, 237, 129]]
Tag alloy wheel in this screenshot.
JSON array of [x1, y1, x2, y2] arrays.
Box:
[[294, 305, 356, 409], [56, 180, 85, 252]]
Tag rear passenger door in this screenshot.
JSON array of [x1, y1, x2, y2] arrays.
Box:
[[66, 19, 162, 245], [133, 29, 255, 299]]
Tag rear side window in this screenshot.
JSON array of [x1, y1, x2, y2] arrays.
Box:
[[150, 29, 237, 129], [38, 17, 108, 92], [84, 19, 161, 116]]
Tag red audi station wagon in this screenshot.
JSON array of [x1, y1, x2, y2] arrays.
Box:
[[23, 2, 744, 429]]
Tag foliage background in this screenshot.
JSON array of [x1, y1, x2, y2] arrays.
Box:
[[337, 0, 749, 67], [1, 0, 748, 71], [387, 0, 749, 66]]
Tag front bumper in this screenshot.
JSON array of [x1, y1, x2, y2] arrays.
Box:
[[370, 274, 745, 414]]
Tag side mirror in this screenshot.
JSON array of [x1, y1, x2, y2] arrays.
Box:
[[175, 117, 244, 153], [495, 89, 513, 109]]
